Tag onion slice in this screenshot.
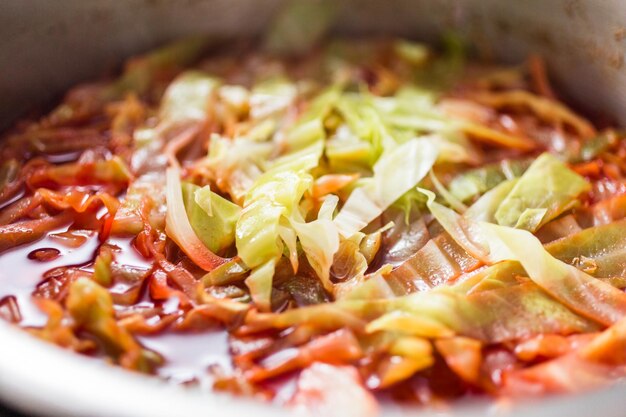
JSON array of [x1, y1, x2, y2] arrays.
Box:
[[165, 166, 228, 271]]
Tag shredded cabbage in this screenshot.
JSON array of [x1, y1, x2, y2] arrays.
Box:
[[494, 153, 590, 231], [159, 71, 220, 129], [165, 166, 228, 271], [10, 30, 626, 407], [290, 195, 340, 293], [334, 138, 438, 237], [181, 182, 240, 255]]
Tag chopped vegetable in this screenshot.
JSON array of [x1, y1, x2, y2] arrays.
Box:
[[182, 182, 240, 255], [67, 278, 160, 371], [494, 153, 590, 231], [165, 166, 228, 271], [3, 27, 626, 413], [334, 138, 438, 237]]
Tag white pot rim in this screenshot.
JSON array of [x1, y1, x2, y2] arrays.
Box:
[[2, 319, 626, 417]]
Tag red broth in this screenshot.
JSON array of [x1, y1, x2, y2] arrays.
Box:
[[0, 228, 99, 327], [2, 36, 626, 415]]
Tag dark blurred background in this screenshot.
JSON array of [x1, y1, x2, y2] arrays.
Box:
[[0, 405, 28, 417]]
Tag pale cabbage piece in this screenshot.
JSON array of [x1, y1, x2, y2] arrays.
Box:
[[335, 94, 397, 160], [249, 78, 298, 120], [284, 87, 340, 151], [193, 184, 214, 217], [278, 222, 299, 272], [204, 135, 273, 204], [333, 138, 438, 237], [464, 178, 518, 222], [290, 195, 340, 293], [245, 258, 277, 312], [236, 200, 285, 268], [494, 153, 590, 231], [234, 100, 329, 266], [158, 71, 220, 128], [429, 170, 467, 213], [325, 126, 374, 173], [235, 146, 318, 269], [234, 108, 327, 303]]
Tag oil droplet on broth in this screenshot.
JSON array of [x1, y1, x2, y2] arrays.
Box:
[[27, 248, 62, 262], [0, 227, 100, 327], [1, 227, 235, 390]]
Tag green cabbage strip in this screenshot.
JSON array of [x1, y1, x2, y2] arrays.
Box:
[[494, 153, 590, 231], [236, 169, 312, 267], [181, 182, 240, 255], [285, 87, 341, 151], [383, 283, 597, 342], [482, 223, 626, 326], [67, 278, 159, 371], [422, 188, 626, 326], [114, 71, 220, 235], [225, 84, 342, 309], [545, 219, 626, 278], [247, 279, 597, 344], [245, 258, 278, 312], [333, 138, 438, 237], [165, 166, 228, 271], [236, 140, 325, 310], [448, 158, 530, 203], [229, 87, 344, 307], [335, 94, 397, 162]]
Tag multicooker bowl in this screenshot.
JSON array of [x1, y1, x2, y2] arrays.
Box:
[[1, 1, 625, 416]]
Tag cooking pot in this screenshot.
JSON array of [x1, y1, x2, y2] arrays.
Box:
[[1, 1, 625, 416]]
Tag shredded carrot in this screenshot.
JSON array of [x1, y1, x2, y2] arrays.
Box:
[[528, 54, 556, 100], [572, 161, 602, 177], [163, 124, 202, 168], [472, 90, 596, 139]]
